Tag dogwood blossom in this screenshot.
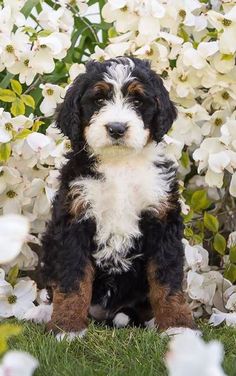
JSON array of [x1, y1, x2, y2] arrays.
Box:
[[0, 351, 38, 376], [0, 279, 37, 319], [0, 214, 29, 264], [166, 331, 226, 376]]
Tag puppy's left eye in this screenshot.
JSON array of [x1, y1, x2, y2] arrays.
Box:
[[133, 99, 143, 107]]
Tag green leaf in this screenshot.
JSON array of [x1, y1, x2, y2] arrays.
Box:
[[184, 227, 193, 239], [32, 120, 44, 132], [10, 79, 22, 96], [14, 129, 32, 140], [38, 30, 52, 37], [108, 27, 118, 38], [180, 151, 190, 169], [0, 88, 16, 102], [213, 233, 226, 255], [229, 246, 236, 263], [178, 26, 189, 42], [193, 234, 204, 244], [11, 98, 25, 116], [21, 94, 35, 109], [204, 212, 219, 233], [23, 26, 37, 34], [191, 190, 211, 211], [21, 0, 41, 18], [222, 54, 234, 61], [183, 208, 194, 223], [0, 143, 11, 161], [6, 265, 19, 286], [0, 73, 14, 89], [224, 263, 236, 283]]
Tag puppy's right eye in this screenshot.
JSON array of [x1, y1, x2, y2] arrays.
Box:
[[95, 98, 105, 105]]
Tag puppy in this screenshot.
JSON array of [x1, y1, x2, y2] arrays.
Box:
[[41, 57, 194, 340]]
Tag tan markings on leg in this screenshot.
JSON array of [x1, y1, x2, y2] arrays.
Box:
[[68, 184, 88, 218], [147, 261, 195, 330], [46, 263, 94, 334]]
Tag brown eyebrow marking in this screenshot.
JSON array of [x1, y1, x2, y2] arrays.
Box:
[[92, 81, 112, 93], [127, 80, 145, 95]]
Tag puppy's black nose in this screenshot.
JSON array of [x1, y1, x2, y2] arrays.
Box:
[[105, 122, 128, 139]]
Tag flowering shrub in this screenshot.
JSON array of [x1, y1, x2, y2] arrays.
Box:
[[0, 0, 236, 330]]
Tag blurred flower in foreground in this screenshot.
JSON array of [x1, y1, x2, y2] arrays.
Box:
[[0, 350, 38, 376], [0, 214, 29, 264], [165, 331, 226, 376]]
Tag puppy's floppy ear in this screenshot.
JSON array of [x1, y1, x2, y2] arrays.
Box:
[[56, 73, 87, 145], [150, 70, 177, 142]]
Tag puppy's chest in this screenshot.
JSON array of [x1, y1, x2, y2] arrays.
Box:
[[73, 155, 172, 272]]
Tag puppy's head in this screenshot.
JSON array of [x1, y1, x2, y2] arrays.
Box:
[[57, 57, 177, 153]]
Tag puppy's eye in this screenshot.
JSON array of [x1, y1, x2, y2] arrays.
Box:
[[95, 98, 105, 105], [133, 99, 143, 107]]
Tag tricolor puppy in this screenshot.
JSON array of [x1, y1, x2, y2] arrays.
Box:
[[41, 57, 194, 340]]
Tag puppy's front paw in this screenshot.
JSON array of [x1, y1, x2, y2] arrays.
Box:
[[55, 329, 87, 342]]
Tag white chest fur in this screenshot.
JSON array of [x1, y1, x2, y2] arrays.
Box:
[[71, 143, 175, 273]]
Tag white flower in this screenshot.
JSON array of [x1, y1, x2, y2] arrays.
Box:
[[0, 350, 38, 376], [208, 7, 236, 54], [69, 63, 85, 81], [186, 270, 230, 307], [0, 30, 30, 68], [0, 214, 29, 264], [0, 279, 37, 319], [227, 231, 236, 248], [225, 293, 236, 311], [165, 332, 226, 376], [40, 83, 65, 116], [184, 240, 210, 272], [209, 308, 236, 327], [0, 166, 21, 195], [182, 41, 218, 70]]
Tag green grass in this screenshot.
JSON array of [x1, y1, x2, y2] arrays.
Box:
[[8, 321, 236, 376]]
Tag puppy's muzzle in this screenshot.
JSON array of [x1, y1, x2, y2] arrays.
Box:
[[105, 122, 128, 140]]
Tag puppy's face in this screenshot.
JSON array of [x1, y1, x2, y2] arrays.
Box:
[[57, 57, 177, 153]]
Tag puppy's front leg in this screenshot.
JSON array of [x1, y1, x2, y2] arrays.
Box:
[[142, 211, 195, 331], [47, 263, 94, 340]]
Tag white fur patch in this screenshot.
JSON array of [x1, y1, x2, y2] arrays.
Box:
[[55, 329, 87, 342], [71, 143, 175, 272], [144, 317, 156, 329], [113, 312, 130, 328], [85, 57, 149, 153]]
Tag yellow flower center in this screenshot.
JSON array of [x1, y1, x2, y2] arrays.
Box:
[[24, 59, 29, 67], [146, 48, 154, 56], [179, 9, 186, 19], [222, 92, 229, 100], [5, 122, 13, 131], [6, 190, 17, 198], [46, 88, 54, 96], [8, 295, 17, 304], [214, 118, 223, 126], [186, 112, 193, 118], [179, 74, 187, 82], [5, 44, 14, 53], [121, 5, 128, 12], [222, 18, 232, 27]]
